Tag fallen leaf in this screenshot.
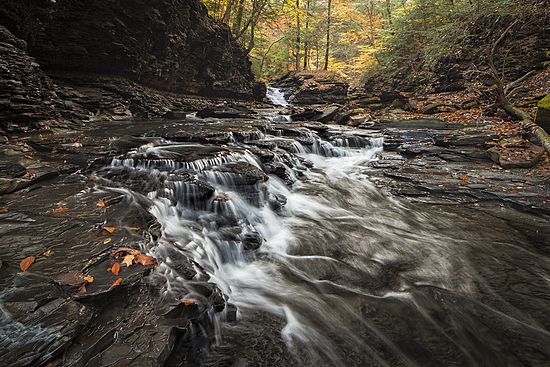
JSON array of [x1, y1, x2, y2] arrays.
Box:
[[24, 155, 33, 160], [122, 254, 134, 267], [111, 277, 123, 287], [96, 199, 107, 208], [111, 262, 120, 275], [0, 207, 8, 214], [43, 248, 54, 257], [76, 283, 87, 295], [103, 238, 112, 245], [126, 227, 141, 231], [135, 253, 155, 266], [52, 207, 70, 213], [72, 142, 83, 148], [83, 275, 94, 283], [181, 299, 197, 305], [20, 256, 35, 272], [103, 226, 118, 234], [112, 247, 141, 256], [0, 259, 3, 269]]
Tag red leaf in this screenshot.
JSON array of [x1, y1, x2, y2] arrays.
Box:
[[111, 262, 120, 275], [20, 256, 36, 272]]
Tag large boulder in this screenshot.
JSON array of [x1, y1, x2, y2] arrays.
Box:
[[0, 0, 263, 99], [535, 94, 550, 133], [273, 71, 349, 105]]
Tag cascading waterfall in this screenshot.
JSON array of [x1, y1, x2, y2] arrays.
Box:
[[266, 86, 290, 106], [89, 114, 550, 367], [99, 127, 388, 364]]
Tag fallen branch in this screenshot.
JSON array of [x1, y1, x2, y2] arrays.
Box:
[[488, 20, 550, 155]]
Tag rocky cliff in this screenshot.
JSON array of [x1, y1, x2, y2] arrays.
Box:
[[0, 0, 264, 132]]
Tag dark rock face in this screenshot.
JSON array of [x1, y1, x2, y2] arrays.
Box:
[[0, 26, 62, 132], [0, 0, 262, 100]]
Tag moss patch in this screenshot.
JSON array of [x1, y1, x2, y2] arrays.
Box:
[[537, 94, 550, 109]]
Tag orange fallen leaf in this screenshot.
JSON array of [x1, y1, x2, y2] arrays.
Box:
[[103, 226, 118, 234], [135, 253, 155, 266], [76, 283, 87, 295], [0, 259, 3, 269], [181, 299, 197, 305], [96, 199, 107, 208], [126, 227, 142, 231], [0, 207, 8, 214], [122, 254, 134, 267], [52, 207, 70, 213], [111, 277, 123, 287], [103, 238, 112, 245], [20, 256, 36, 272], [83, 275, 94, 283], [111, 262, 121, 275]]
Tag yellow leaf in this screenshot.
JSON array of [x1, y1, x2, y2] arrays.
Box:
[[83, 275, 94, 283], [43, 248, 54, 257], [103, 226, 117, 234], [20, 256, 36, 272], [103, 238, 112, 245], [122, 254, 134, 267]]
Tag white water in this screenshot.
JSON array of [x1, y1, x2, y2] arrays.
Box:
[[139, 136, 398, 365], [99, 126, 550, 366], [266, 86, 289, 106]]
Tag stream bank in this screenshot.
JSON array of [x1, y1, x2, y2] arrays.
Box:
[[0, 97, 549, 366]]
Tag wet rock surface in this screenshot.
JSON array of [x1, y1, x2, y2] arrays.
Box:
[[0, 108, 549, 367], [0, 1, 266, 132], [273, 71, 349, 105]]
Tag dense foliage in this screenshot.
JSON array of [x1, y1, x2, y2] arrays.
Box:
[[204, 0, 549, 86]]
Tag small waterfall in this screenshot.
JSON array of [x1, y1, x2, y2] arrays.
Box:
[[266, 86, 289, 106]]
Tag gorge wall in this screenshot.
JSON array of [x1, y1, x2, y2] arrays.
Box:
[[0, 0, 264, 132]]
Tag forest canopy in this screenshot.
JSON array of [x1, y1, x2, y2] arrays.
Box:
[[203, 0, 549, 86]]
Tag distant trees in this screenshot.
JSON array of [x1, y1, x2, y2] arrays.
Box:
[[203, 0, 547, 84]]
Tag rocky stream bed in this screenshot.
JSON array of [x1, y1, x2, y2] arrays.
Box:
[[1, 99, 549, 366]]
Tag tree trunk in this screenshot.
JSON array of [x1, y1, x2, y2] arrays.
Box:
[[488, 19, 550, 155], [324, 0, 332, 70], [303, 0, 310, 70], [233, 0, 245, 34], [385, 0, 392, 26], [295, 0, 301, 71]]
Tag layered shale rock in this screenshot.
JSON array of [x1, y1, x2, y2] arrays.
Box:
[[1, 0, 262, 99], [273, 71, 349, 105], [0, 0, 264, 131], [0, 26, 62, 132]]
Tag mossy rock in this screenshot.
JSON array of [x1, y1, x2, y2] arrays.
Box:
[[535, 94, 550, 133]]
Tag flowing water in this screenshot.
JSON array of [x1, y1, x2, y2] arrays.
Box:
[[266, 87, 289, 107], [89, 113, 550, 366]]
